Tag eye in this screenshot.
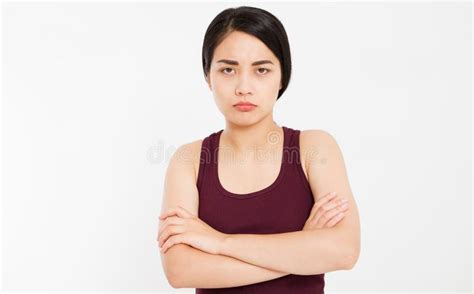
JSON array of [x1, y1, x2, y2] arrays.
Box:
[[220, 67, 271, 75], [221, 67, 234, 74]]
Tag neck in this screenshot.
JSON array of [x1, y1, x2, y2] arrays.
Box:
[[221, 115, 283, 153]]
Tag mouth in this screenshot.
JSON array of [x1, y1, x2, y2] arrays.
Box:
[[234, 103, 257, 112], [233, 101, 257, 106]]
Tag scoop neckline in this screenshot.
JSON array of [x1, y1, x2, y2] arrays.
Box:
[[213, 126, 288, 199]]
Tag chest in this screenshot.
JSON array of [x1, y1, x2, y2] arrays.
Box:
[[217, 154, 281, 194], [196, 132, 315, 235], [215, 146, 310, 195]]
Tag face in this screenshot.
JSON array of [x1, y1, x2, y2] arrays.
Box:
[[206, 30, 282, 127]]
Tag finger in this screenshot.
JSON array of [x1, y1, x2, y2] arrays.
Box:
[[159, 211, 174, 220], [308, 192, 337, 219], [159, 224, 185, 248], [314, 213, 329, 229], [315, 191, 339, 204], [161, 234, 184, 254], [312, 195, 347, 221], [325, 212, 346, 227], [315, 203, 348, 222], [177, 205, 195, 217], [313, 202, 349, 226], [321, 197, 348, 212], [308, 192, 339, 222], [159, 206, 192, 220], [324, 203, 348, 220], [159, 208, 183, 220], [157, 216, 184, 239]]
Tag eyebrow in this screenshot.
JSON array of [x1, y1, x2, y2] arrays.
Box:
[[216, 59, 274, 66]]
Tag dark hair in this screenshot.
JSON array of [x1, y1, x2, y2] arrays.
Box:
[[202, 6, 292, 100]]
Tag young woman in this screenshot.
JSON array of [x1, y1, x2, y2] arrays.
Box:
[[157, 6, 360, 293]]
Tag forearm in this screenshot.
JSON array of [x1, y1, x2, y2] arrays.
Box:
[[220, 228, 353, 275], [167, 244, 290, 289]]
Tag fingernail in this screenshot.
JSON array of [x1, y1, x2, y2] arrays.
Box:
[[341, 198, 348, 203]]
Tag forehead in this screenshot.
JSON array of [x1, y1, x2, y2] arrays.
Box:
[[213, 31, 278, 64]]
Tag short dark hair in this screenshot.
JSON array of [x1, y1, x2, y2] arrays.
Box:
[[202, 6, 292, 100]]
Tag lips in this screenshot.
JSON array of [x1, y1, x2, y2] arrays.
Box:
[[234, 102, 257, 112], [234, 102, 257, 107]]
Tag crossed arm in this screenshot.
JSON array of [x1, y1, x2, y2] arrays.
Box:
[[219, 225, 356, 276], [164, 244, 290, 288], [168, 229, 354, 288], [161, 130, 360, 288], [167, 220, 356, 288], [160, 141, 289, 288]]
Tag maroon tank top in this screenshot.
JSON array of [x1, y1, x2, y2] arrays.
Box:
[[196, 125, 325, 293]]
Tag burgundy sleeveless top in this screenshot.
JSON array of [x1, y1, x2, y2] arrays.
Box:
[[196, 125, 325, 293]]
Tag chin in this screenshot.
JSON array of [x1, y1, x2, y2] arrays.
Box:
[[224, 112, 266, 127]]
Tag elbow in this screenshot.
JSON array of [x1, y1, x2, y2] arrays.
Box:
[[341, 247, 360, 270], [165, 263, 188, 288], [161, 243, 203, 288], [163, 263, 182, 288], [169, 273, 183, 289], [163, 265, 178, 288], [164, 259, 191, 289], [161, 246, 188, 288]]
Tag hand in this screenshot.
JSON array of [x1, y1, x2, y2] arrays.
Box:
[[157, 205, 228, 255], [303, 192, 349, 230]]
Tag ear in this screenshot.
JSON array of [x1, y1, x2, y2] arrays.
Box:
[[205, 75, 212, 90]]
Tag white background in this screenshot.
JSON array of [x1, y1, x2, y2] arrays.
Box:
[[1, 1, 472, 293]]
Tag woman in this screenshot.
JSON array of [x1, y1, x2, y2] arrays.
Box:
[[157, 6, 360, 293]]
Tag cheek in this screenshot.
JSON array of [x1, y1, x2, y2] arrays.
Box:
[[212, 93, 231, 116], [260, 99, 277, 112], [210, 74, 229, 92], [269, 74, 282, 89]]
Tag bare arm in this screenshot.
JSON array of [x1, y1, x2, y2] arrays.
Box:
[[213, 130, 361, 275], [159, 141, 290, 288], [164, 244, 289, 288], [219, 228, 351, 275]]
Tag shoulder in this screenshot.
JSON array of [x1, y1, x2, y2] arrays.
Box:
[[300, 129, 341, 167], [299, 128, 353, 209], [169, 139, 203, 182], [300, 129, 338, 145]]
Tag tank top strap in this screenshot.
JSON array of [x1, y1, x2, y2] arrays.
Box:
[[281, 125, 291, 167], [209, 129, 223, 169], [284, 126, 313, 194], [282, 126, 299, 165], [196, 131, 217, 192]]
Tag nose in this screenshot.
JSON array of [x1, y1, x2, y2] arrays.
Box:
[[235, 73, 253, 96]]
